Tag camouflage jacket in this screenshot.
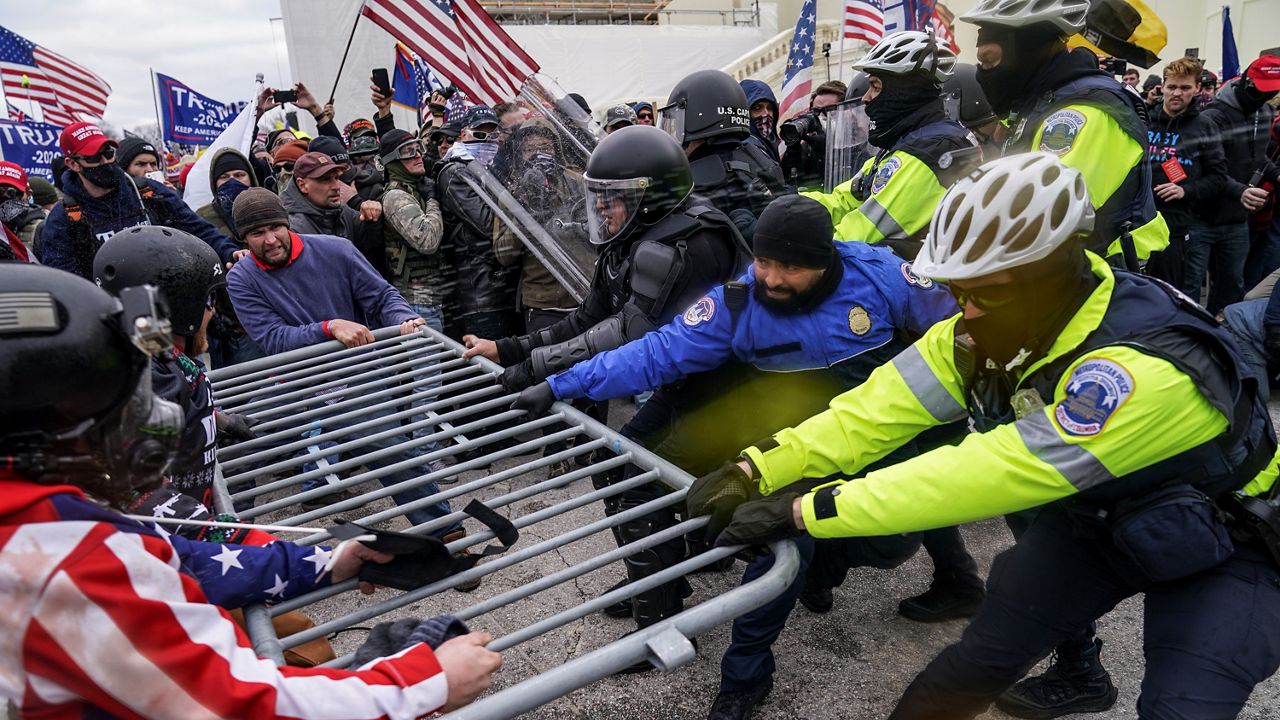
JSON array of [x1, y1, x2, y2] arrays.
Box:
[[381, 177, 450, 307]]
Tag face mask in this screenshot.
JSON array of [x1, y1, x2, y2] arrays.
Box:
[[463, 140, 499, 167], [81, 163, 120, 190], [974, 63, 1027, 117], [865, 79, 940, 147], [753, 114, 776, 140], [0, 197, 27, 229]]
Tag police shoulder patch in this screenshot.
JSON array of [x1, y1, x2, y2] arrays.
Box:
[[848, 306, 872, 336], [1053, 358, 1134, 437], [900, 262, 933, 288], [870, 156, 902, 195], [1038, 109, 1087, 156], [682, 296, 716, 327]]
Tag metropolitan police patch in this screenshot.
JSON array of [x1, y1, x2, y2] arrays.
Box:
[[1053, 358, 1134, 436], [682, 296, 716, 326], [870, 156, 901, 194], [900, 262, 934, 288], [1039, 110, 1086, 156]]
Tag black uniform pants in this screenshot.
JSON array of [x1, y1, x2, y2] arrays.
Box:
[[890, 504, 1280, 719]]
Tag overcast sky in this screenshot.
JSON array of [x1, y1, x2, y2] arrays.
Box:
[[2, 1, 291, 129]]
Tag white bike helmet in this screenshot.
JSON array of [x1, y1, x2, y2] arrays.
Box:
[[852, 31, 957, 85], [960, 0, 1089, 36], [914, 153, 1094, 281]]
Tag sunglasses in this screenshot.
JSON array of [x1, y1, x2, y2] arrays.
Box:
[[950, 284, 1020, 312], [637, 112, 653, 120], [76, 145, 117, 164], [273, 161, 295, 173], [469, 129, 493, 141]]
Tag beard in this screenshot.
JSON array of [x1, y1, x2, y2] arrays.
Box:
[[753, 282, 817, 312]]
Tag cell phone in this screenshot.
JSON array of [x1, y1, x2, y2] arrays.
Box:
[[372, 68, 392, 98], [272, 89, 298, 103], [145, 170, 166, 184], [1185, 47, 1200, 59]]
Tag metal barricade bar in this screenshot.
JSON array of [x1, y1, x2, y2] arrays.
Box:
[[208, 326, 798, 719]]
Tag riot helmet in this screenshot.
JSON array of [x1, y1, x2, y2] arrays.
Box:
[[658, 69, 752, 144], [582, 125, 692, 245], [93, 225, 226, 339], [845, 71, 872, 105], [943, 63, 997, 130], [0, 264, 183, 499]]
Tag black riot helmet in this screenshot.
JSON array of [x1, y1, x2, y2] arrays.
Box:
[[93, 225, 226, 338], [0, 264, 183, 497], [582, 125, 693, 245], [943, 63, 997, 130], [659, 69, 752, 144]]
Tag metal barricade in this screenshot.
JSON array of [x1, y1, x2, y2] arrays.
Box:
[[208, 326, 798, 719]]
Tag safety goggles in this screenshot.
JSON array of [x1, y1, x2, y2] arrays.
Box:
[[77, 145, 117, 164], [396, 142, 425, 160], [950, 283, 1020, 312]]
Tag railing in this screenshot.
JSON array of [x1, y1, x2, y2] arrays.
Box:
[[207, 325, 799, 719], [721, 18, 847, 83]]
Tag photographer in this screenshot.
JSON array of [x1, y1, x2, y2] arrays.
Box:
[[780, 80, 845, 191]]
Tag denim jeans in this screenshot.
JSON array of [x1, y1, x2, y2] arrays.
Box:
[[407, 304, 449, 448], [299, 395, 457, 536], [1222, 297, 1270, 403], [207, 332, 266, 371], [1182, 219, 1249, 314]]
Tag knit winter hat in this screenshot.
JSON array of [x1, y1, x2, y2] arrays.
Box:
[[116, 136, 161, 170], [29, 177, 58, 206], [272, 140, 309, 165], [232, 187, 290, 237], [752, 195, 835, 269], [211, 152, 252, 181]]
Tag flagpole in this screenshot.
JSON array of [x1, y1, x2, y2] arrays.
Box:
[[149, 67, 165, 148], [838, 6, 847, 85], [329, 4, 366, 104]]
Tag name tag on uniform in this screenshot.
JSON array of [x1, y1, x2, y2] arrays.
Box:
[[1161, 157, 1188, 184]]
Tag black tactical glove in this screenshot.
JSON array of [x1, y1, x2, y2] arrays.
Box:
[[687, 461, 759, 542], [1264, 324, 1280, 367], [218, 412, 260, 443], [417, 175, 436, 200], [713, 492, 804, 548], [511, 381, 556, 416], [500, 359, 536, 393]]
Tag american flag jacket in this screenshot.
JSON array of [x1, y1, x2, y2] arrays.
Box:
[[0, 474, 450, 718]]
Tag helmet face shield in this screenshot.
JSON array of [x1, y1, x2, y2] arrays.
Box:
[[583, 175, 649, 245], [657, 102, 685, 144]]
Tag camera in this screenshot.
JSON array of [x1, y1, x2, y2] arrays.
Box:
[[780, 112, 822, 146], [1100, 57, 1128, 77], [439, 85, 458, 101]]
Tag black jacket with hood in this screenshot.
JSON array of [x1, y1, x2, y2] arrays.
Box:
[[196, 147, 260, 245], [1201, 78, 1280, 225], [281, 176, 387, 276], [1145, 100, 1229, 229]]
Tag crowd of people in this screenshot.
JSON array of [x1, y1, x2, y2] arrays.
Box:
[[3, 0, 1280, 717]]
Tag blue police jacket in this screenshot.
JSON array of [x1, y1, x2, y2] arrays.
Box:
[[547, 241, 958, 402]]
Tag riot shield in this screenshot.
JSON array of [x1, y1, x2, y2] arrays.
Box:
[[448, 74, 602, 304], [823, 99, 874, 193]]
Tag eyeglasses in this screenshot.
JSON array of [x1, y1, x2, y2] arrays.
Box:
[[273, 161, 295, 173], [950, 284, 1019, 312], [76, 145, 117, 164]]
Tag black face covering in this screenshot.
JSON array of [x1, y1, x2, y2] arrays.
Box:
[[753, 251, 844, 314], [1237, 79, 1279, 113], [866, 75, 943, 147], [0, 198, 28, 229], [82, 163, 120, 190], [962, 246, 1097, 369], [974, 25, 1062, 117]]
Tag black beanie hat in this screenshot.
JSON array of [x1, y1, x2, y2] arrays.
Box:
[[232, 187, 290, 238], [116, 136, 161, 170], [752, 195, 835, 269], [379, 129, 417, 165], [308, 135, 350, 165], [210, 152, 252, 181]]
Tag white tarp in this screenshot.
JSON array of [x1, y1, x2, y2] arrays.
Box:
[[280, 0, 770, 132], [182, 98, 258, 212]]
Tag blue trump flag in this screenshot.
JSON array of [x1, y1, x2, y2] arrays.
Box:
[[0, 119, 60, 181], [155, 72, 246, 145], [1222, 6, 1240, 82]]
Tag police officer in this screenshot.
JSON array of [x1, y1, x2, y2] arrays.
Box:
[[960, 0, 1169, 267], [512, 196, 960, 718], [805, 31, 976, 261], [92, 225, 260, 534], [658, 69, 786, 241], [462, 124, 746, 641], [692, 154, 1280, 719]]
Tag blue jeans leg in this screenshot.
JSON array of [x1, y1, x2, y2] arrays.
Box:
[[1222, 298, 1270, 402], [407, 304, 449, 450]]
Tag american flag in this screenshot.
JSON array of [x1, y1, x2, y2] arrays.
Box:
[[5, 100, 25, 122], [0, 25, 110, 125], [362, 0, 539, 108], [779, 0, 818, 121], [845, 0, 885, 45]]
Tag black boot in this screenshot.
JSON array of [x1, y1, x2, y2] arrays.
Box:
[[897, 573, 985, 623], [707, 675, 774, 720], [797, 573, 833, 614], [600, 577, 693, 620], [995, 638, 1118, 719]]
